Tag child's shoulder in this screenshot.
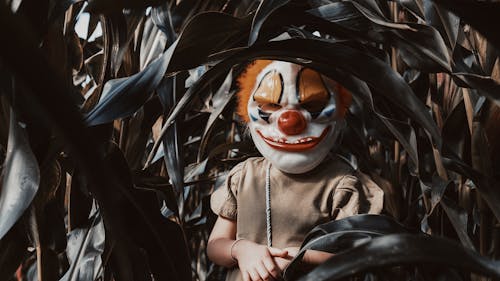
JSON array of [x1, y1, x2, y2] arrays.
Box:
[[228, 156, 268, 172]]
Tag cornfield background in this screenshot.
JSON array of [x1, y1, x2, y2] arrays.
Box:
[[1, 0, 500, 280]]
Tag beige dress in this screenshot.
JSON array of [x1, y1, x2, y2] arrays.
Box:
[[211, 155, 384, 281]]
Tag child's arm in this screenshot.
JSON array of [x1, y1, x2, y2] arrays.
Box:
[[274, 247, 333, 271], [300, 249, 334, 265], [207, 216, 289, 281]]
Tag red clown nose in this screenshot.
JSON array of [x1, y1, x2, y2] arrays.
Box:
[[278, 110, 307, 135]]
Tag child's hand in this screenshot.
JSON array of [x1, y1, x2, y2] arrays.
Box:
[[232, 239, 288, 281], [273, 247, 299, 271]]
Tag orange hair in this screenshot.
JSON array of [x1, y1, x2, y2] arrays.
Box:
[[333, 82, 352, 119], [236, 60, 273, 122], [236, 60, 352, 122]]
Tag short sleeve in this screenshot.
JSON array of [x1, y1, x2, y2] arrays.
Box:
[[330, 171, 384, 220], [210, 162, 244, 220]]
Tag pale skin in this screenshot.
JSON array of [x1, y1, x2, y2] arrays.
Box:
[[207, 216, 333, 281]]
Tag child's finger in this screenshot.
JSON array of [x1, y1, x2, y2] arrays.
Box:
[[263, 257, 281, 279], [249, 268, 261, 281], [268, 247, 288, 258], [242, 271, 251, 281], [256, 262, 272, 281]]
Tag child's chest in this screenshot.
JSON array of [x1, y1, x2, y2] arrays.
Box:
[[235, 171, 336, 248]]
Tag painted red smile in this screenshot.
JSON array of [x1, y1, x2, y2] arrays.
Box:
[[257, 126, 331, 152]]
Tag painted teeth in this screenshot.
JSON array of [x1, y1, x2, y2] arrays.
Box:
[[268, 136, 315, 144]]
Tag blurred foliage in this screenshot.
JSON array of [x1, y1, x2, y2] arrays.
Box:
[[1, 0, 500, 281]]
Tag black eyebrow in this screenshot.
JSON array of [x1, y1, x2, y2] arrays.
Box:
[[295, 68, 305, 103], [277, 72, 284, 104]]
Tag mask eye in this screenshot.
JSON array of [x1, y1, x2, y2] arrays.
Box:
[[257, 103, 282, 123], [260, 103, 282, 112], [301, 99, 326, 114]]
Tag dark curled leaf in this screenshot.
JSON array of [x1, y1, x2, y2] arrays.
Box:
[[306, 1, 450, 72], [152, 3, 177, 42], [396, 0, 425, 20], [440, 196, 476, 251], [60, 207, 105, 281], [296, 234, 500, 281], [300, 214, 412, 247], [429, 174, 449, 214], [249, 0, 291, 45], [85, 0, 163, 14], [140, 17, 168, 70], [432, 0, 500, 49], [0, 109, 40, 240], [395, 22, 452, 72], [83, 39, 179, 126], [376, 114, 418, 171], [85, 11, 252, 127], [347, 0, 452, 72], [198, 71, 234, 160], [285, 215, 414, 280], [441, 151, 500, 223], [167, 12, 252, 73], [159, 76, 185, 195], [109, 10, 144, 77], [423, 1, 460, 50], [48, 0, 83, 24], [306, 2, 372, 32], [452, 72, 500, 106]]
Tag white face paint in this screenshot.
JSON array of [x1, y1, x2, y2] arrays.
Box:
[[247, 61, 346, 174]]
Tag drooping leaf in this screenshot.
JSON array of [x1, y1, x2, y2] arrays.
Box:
[[423, 0, 460, 50], [198, 70, 234, 160], [139, 16, 168, 71], [347, 0, 452, 72], [296, 233, 500, 281], [151, 2, 177, 42], [83, 38, 178, 126], [60, 204, 104, 281], [167, 12, 252, 73], [432, 0, 500, 49], [285, 215, 413, 280], [158, 76, 185, 195], [85, 0, 163, 14], [396, 0, 424, 20], [0, 109, 40, 240], [440, 196, 476, 251], [248, 0, 291, 45]]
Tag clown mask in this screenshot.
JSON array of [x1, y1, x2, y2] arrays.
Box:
[[237, 60, 352, 174]]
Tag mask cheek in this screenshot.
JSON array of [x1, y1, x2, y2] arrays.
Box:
[[313, 96, 338, 122], [247, 103, 260, 122], [248, 103, 272, 125]]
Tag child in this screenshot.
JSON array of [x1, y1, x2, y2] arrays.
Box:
[[207, 60, 383, 281]]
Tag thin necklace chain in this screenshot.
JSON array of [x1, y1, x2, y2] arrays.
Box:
[[265, 162, 272, 247]]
